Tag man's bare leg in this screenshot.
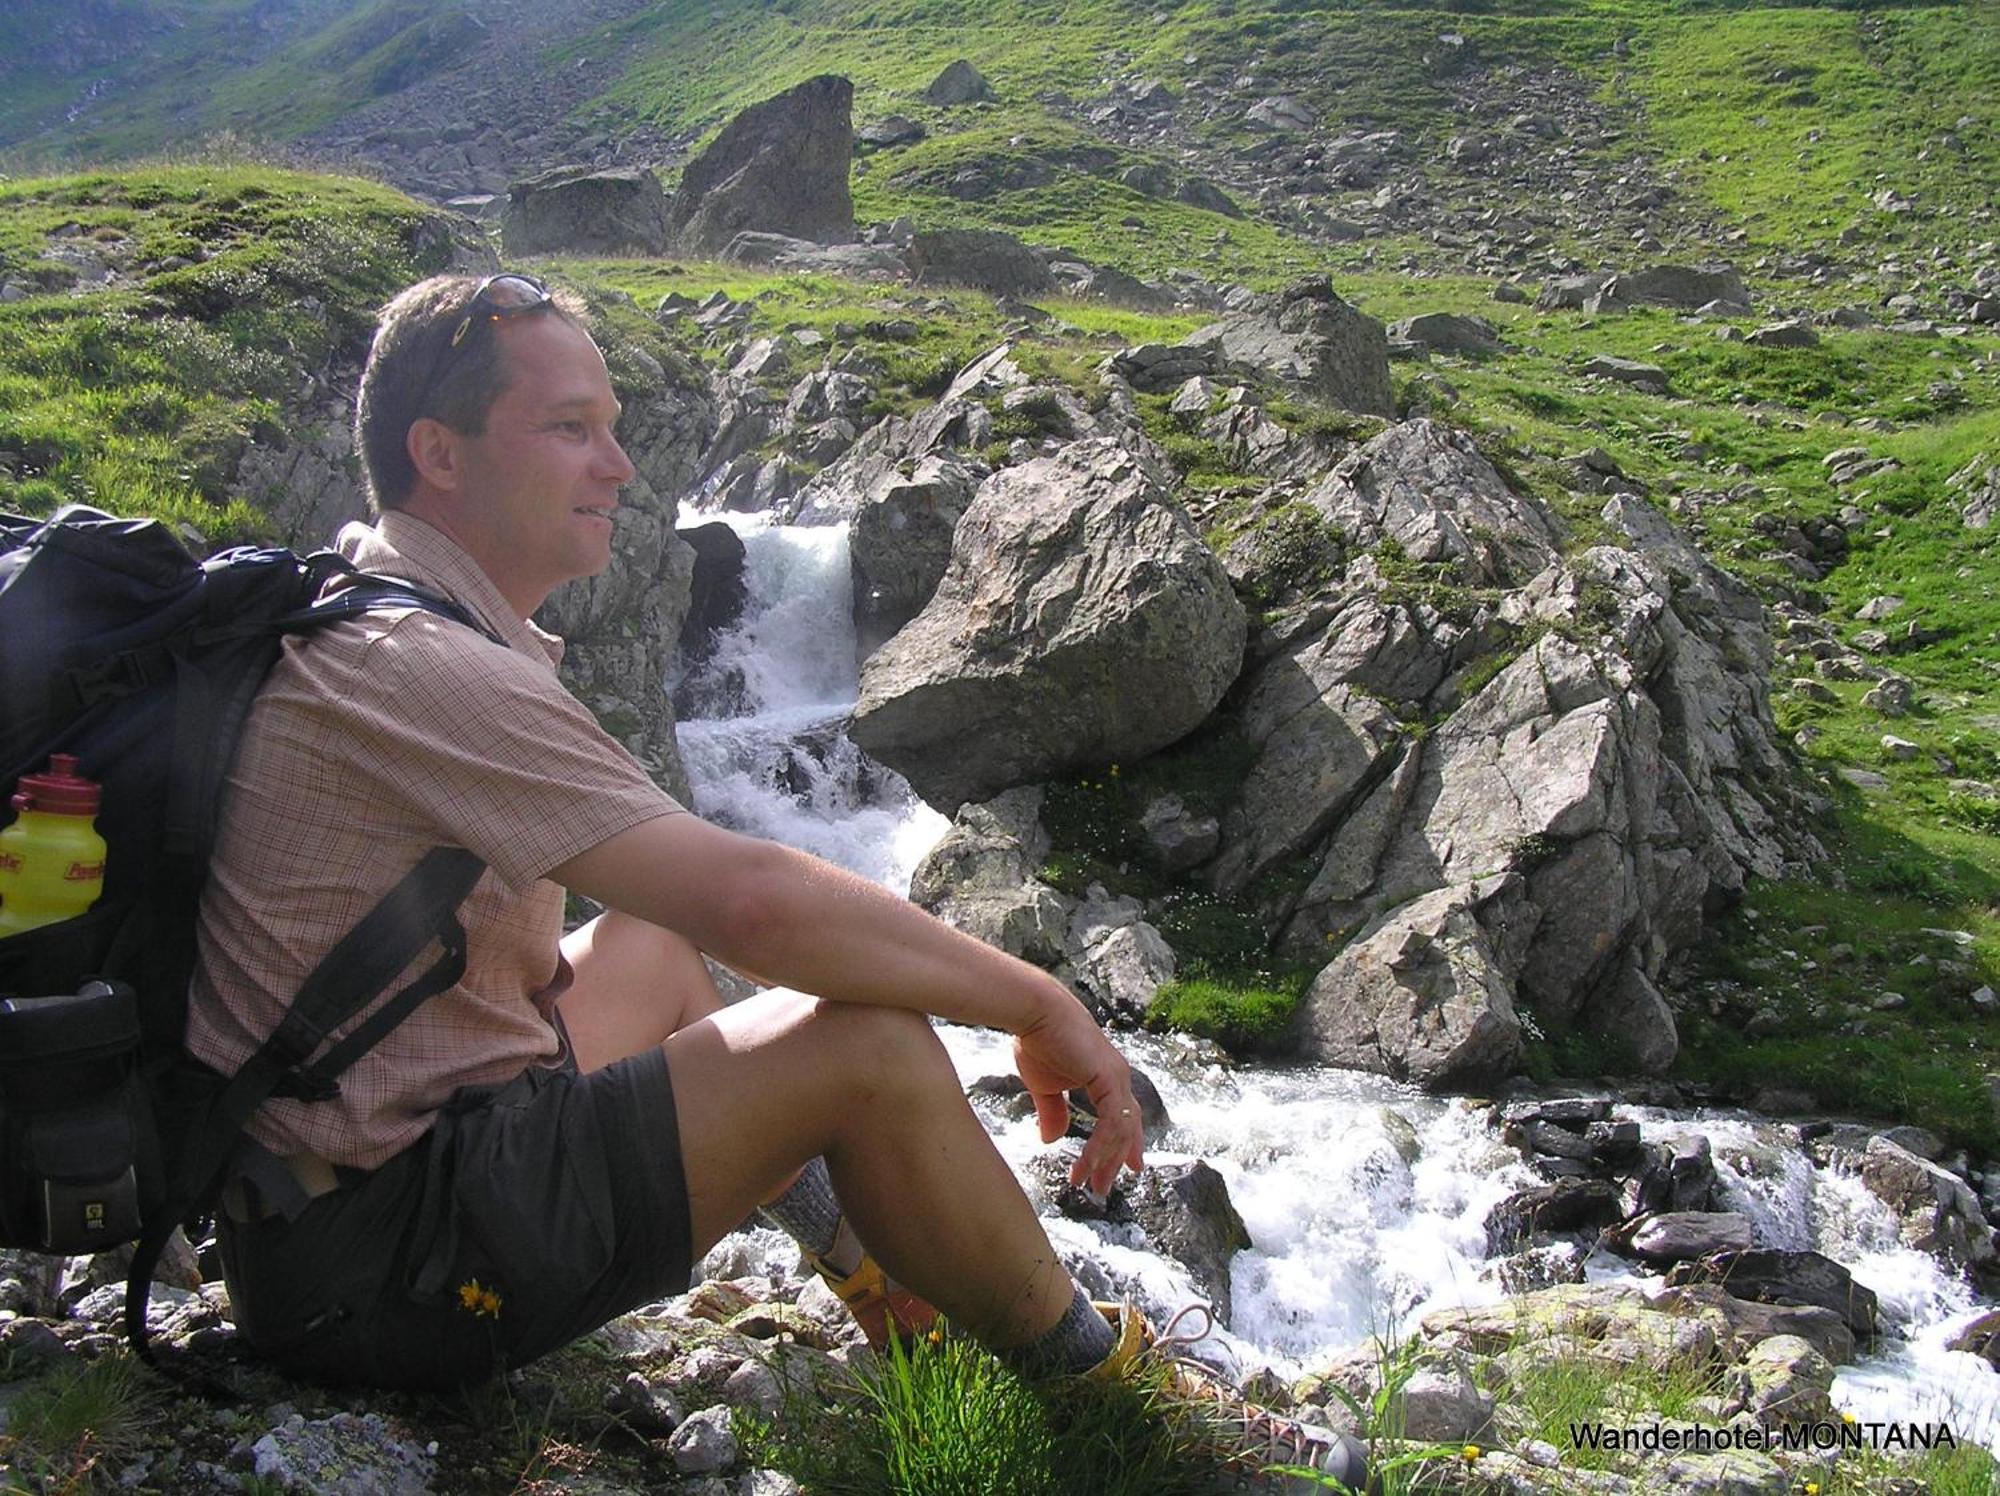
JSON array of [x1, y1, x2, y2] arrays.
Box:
[[556, 913, 1074, 1350], [663, 994, 1075, 1349]]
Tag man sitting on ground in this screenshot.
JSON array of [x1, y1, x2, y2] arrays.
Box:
[[187, 272, 1363, 1492]]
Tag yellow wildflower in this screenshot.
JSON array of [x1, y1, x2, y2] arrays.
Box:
[[1840, 1411, 1857, 1426], [1109, 764, 1121, 777], [458, 1278, 502, 1318], [1804, 1483, 1821, 1496], [1461, 1444, 1481, 1462]]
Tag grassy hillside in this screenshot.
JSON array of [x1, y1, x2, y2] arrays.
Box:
[[0, 162, 447, 538], [4, 146, 1999, 1144], [5, 4, 1993, 274]]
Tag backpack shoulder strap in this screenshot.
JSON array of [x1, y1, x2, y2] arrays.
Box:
[[126, 846, 488, 1367]]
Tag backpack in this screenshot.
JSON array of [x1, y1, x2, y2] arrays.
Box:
[[0, 504, 501, 1365]]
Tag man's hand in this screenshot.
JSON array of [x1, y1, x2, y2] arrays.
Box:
[[1013, 992, 1145, 1196]]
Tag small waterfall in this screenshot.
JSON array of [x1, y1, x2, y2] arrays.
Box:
[[672, 507, 2000, 1450], [1642, 1113, 2000, 1449], [674, 514, 946, 890]]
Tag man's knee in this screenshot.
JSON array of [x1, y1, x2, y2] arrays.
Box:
[[802, 1000, 953, 1098]]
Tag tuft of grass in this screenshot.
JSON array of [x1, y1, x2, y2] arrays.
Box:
[[1144, 977, 1301, 1053], [0, 1355, 161, 1490], [746, 1324, 1242, 1496]]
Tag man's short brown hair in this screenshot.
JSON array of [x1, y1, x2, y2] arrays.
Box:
[[354, 274, 590, 513]]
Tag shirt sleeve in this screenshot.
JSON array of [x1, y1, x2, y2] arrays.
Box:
[[333, 612, 685, 891]]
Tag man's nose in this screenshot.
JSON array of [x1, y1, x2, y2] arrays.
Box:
[[598, 431, 637, 484]]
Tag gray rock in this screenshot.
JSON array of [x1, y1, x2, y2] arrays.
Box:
[[1663, 1250, 1879, 1337], [1175, 177, 1243, 218], [1247, 95, 1316, 132], [1182, 277, 1394, 416], [909, 228, 1057, 297], [1537, 272, 1617, 310], [1584, 355, 1672, 395], [1397, 1362, 1495, 1443], [856, 115, 926, 151], [721, 1360, 784, 1419], [1656, 1283, 1855, 1365], [1738, 1334, 1834, 1429], [250, 1412, 435, 1496], [1075, 912, 1178, 1020], [909, 789, 1072, 965], [1858, 1136, 1997, 1274], [1291, 879, 1525, 1088], [1104, 342, 1219, 393], [1139, 793, 1221, 874], [1126, 1160, 1252, 1323], [719, 233, 909, 281], [1860, 675, 1913, 715], [849, 454, 978, 656], [1946, 1308, 2000, 1370], [503, 166, 670, 256], [1612, 264, 1750, 309], [1387, 313, 1501, 356], [1747, 319, 1819, 348], [670, 1405, 740, 1475], [1626, 1211, 1756, 1263], [606, 1371, 687, 1433], [1855, 593, 1905, 621], [1484, 1177, 1624, 1253], [852, 439, 1245, 809], [667, 76, 856, 255], [1304, 418, 1564, 583], [925, 60, 994, 106], [1660, 1450, 1790, 1495]]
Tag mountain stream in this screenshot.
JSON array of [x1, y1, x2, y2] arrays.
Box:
[[669, 512, 2000, 1455]]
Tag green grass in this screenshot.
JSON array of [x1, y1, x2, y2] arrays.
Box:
[[1629, 1, 2000, 258], [0, 162, 447, 542], [0, 1355, 161, 1489], [745, 1325, 1246, 1496]]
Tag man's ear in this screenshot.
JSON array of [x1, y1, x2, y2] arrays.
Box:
[[406, 417, 462, 493]]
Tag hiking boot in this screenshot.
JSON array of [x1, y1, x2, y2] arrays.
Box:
[[1087, 1302, 1369, 1495], [802, 1221, 938, 1351]]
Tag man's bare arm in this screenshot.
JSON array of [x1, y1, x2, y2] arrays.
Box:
[[549, 812, 1145, 1190]]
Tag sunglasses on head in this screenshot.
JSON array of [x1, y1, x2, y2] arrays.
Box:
[[424, 272, 555, 396]]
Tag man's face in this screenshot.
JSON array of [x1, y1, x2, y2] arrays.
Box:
[[444, 313, 636, 611]]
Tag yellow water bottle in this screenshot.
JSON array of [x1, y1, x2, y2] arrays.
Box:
[[0, 755, 108, 937]]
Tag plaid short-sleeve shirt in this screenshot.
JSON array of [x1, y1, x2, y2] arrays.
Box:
[[187, 513, 684, 1169]]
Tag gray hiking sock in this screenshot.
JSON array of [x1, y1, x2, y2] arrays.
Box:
[[758, 1157, 854, 1270], [995, 1284, 1117, 1379]]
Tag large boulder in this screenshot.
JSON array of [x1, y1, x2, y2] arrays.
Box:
[[1664, 1251, 1880, 1338], [1291, 879, 1525, 1088], [1303, 419, 1564, 583], [1125, 1160, 1252, 1324], [1610, 263, 1749, 310], [848, 454, 979, 657], [1388, 313, 1502, 356], [666, 75, 857, 256], [908, 789, 1071, 964], [925, 59, 994, 106], [909, 228, 1057, 297], [1858, 1136, 1997, 1275], [718, 232, 908, 281], [502, 166, 670, 256], [851, 438, 1246, 810], [1208, 433, 1811, 1079], [1182, 277, 1393, 416]]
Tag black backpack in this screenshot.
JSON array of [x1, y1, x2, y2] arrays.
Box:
[[0, 505, 499, 1365]]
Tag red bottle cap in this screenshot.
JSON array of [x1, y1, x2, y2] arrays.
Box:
[[10, 754, 102, 816]]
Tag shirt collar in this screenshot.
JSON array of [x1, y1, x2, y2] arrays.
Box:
[[333, 511, 566, 667]]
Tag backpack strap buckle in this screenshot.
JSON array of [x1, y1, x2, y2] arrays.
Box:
[[62, 643, 174, 709]]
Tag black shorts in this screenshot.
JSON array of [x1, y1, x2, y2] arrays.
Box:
[[220, 1046, 693, 1393]]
